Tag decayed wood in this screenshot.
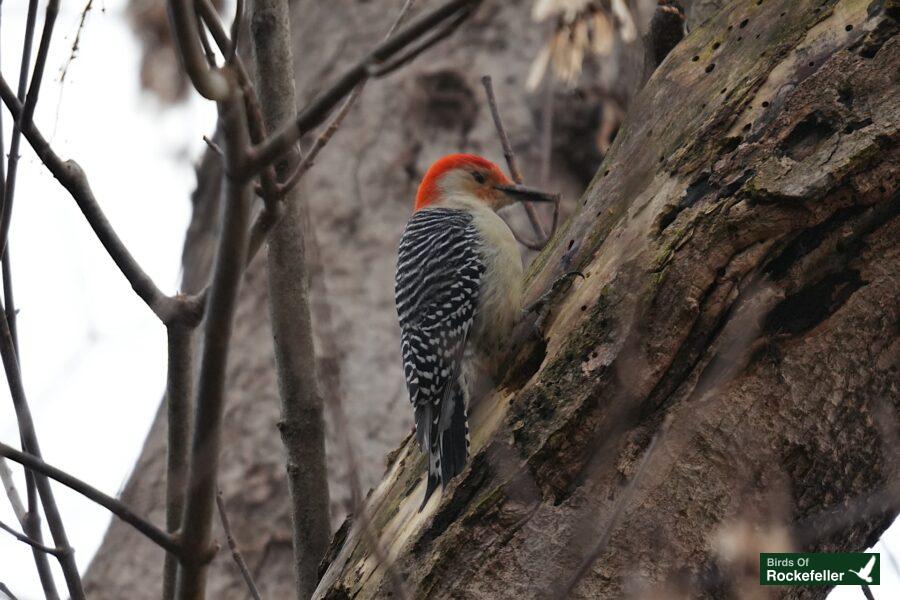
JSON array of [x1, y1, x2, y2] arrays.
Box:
[[314, 1, 900, 597]]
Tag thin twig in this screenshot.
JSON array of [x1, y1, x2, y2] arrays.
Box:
[[216, 492, 261, 600], [0, 457, 25, 524], [246, 0, 482, 176], [365, 6, 472, 77], [862, 584, 875, 600], [60, 0, 94, 84], [481, 75, 547, 242], [162, 326, 194, 600], [175, 88, 253, 600], [0, 75, 175, 323], [196, 6, 218, 69], [228, 0, 244, 63], [202, 135, 224, 159], [0, 441, 181, 558], [0, 582, 19, 600], [0, 6, 59, 597], [0, 519, 65, 557], [0, 0, 39, 260], [0, 0, 60, 258], [0, 307, 82, 598], [167, 0, 230, 100], [276, 0, 419, 198], [194, 0, 279, 202]]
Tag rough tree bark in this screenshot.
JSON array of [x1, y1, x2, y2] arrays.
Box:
[[314, 0, 900, 598]]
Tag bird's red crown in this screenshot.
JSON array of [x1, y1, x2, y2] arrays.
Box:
[[414, 154, 511, 211]]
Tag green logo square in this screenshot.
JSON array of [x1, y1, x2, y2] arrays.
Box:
[[760, 553, 879, 586]]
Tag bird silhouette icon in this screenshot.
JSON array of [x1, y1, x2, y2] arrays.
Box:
[[849, 555, 877, 583]]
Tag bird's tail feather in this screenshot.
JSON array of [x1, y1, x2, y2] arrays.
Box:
[[440, 385, 469, 485], [416, 382, 469, 511]]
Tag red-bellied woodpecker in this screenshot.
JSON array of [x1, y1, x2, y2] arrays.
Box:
[[395, 153, 556, 509]]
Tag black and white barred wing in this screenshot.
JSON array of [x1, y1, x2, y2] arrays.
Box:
[[395, 208, 483, 503]]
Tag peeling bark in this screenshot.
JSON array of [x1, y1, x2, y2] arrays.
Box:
[[315, 1, 900, 598]]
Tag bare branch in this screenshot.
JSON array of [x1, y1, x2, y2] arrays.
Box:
[[0, 76, 176, 323], [202, 135, 224, 158], [0, 6, 58, 594], [229, 0, 244, 63], [0, 458, 25, 524], [365, 5, 472, 77], [0, 0, 38, 260], [0, 307, 83, 598], [216, 492, 261, 600], [249, 0, 330, 593], [0, 581, 19, 600], [162, 326, 195, 600], [246, 0, 482, 176], [60, 0, 94, 84], [0, 441, 181, 559], [0, 519, 66, 557], [275, 0, 419, 198], [481, 75, 549, 243], [175, 88, 253, 600], [167, 0, 230, 100], [194, 0, 280, 202]]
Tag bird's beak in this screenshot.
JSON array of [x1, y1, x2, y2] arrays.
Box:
[[493, 183, 559, 203]]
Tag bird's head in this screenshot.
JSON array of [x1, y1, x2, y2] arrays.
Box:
[[414, 153, 556, 212]]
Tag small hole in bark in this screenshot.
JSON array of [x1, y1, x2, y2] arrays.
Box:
[[692, 55, 699, 61], [712, 41, 721, 50], [580, 305, 587, 312], [780, 12, 786, 17], [762, 101, 770, 107], [721, 88, 727, 94], [780, 111, 837, 161], [567, 239, 575, 250], [659, 155, 665, 163], [808, 61, 815, 67], [728, 25, 733, 32], [740, 19, 749, 28], [737, 36, 743, 41], [603, 169, 610, 177], [742, 123, 752, 131], [701, 103, 707, 108], [705, 63, 716, 73], [722, 136, 742, 153], [845, 24, 853, 31]]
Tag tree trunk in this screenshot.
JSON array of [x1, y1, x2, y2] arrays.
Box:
[[314, 0, 900, 598]]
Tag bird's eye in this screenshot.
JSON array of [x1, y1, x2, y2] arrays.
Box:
[[471, 171, 486, 184]]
